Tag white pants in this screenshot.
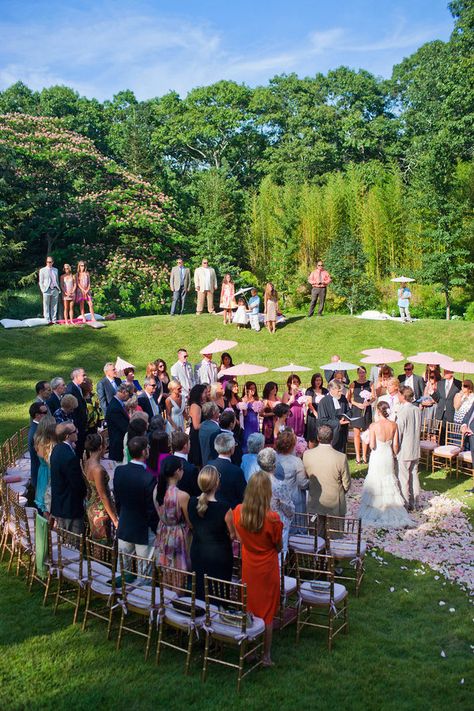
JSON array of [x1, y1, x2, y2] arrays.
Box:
[[118, 529, 156, 578], [249, 314, 260, 331], [399, 306, 411, 321], [43, 288, 60, 322]]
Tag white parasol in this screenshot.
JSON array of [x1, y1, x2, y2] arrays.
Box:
[[115, 356, 135, 375], [391, 276, 415, 283], [272, 363, 312, 373]]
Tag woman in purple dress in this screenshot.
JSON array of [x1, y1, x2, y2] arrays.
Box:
[[282, 375, 305, 437], [240, 381, 262, 452]]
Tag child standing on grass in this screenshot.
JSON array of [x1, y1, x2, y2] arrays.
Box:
[[233, 297, 248, 329], [247, 288, 261, 332], [219, 273, 236, 325]]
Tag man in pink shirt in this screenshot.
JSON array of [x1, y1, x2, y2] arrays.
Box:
[[308, 259, 331, 317]]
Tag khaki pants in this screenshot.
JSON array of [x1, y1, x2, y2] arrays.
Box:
[[196, 290, 215, 314]]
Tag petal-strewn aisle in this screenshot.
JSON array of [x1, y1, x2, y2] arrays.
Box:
[[347, 478, 474, 593]]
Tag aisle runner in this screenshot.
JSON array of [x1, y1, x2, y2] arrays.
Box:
[[347, 478, 474, 593]]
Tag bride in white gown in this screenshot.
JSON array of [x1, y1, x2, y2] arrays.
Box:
[[359, 401, 414, 528]]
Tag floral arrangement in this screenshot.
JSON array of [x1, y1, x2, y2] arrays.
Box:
[[359, 389, 372, 401], [252, 401, 264, 414], [297, 394, 307, 405], [294, 436, 308, 458], [237, 401, 248, 412]]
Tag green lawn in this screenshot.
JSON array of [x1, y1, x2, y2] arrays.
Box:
[[1, 313, 473, 710]]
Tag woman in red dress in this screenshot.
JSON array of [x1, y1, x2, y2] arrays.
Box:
[[233, 471, 283, 667]]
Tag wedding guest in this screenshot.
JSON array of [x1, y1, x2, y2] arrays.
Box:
[[125, 394, 141, 418], [419, 371, 440, 423], [188, 465, 235, 599], [378, 378, 402, 421], [303, 424, 351, 535], [233, 297, 248, 329], [165, 380, 185, 434], [257, 447, 295, 554], [210, 381, 226, 413], [38, 255, 60, 324], [147, 430, 171, 478], [83, 433, 118, 542], [224, 379, 240, 411], [106, 384, 130, 464], [423, 364, 441, 383], [323, 355, 350, 385], [219, 273, 236, 324], [50, 421, 86, 533], [396, 387, 422, 511], [240, 381, 261, 452], [123, 367, 142, 392], [282, 375, 305, 437], [257, 447, 285, 483], [241, 432, 265, 481], [348, 366, 373, 464], [264, 284, 278, 334], [60, 264, 76, 325], [53, 393, 78, 424], [66, 367, 88, 457], [154, 455, 191, 576], [81, 377, 103, 434], [461, 403, 474, 453], [188, 383, 210, 466], [209, 410, 243, 465], [170, 257, 191, 315], [304, 373, 328, 443], [138, 377, 161, 420], [374, 365, 394, 398], [34, 416, 57, 516], [114, 436, 158, 563], [199, 402, 220, 465], [171, 431, 200, 498], [397, 283, 412, 321], [35, 380, 52, 411], [155, 359, 170, 408], [453, 380, 474, 425], [121, 412, 149, 464], [307, 259, 331, 317], [273, 403, 290, 440], [233, 471, 283, 667], [194, 258, 217, 314], [170, 349, 195, 401], [209, 433, 246, 509], [317, 380, 352, 452], [47, 377, 66, 414], [195, 352, 219, 385], [397, 362, 425, 400], [431, 368, 462, 425], [247, 287, 261, 331], [261, 381, 280, 446], [28, 402, 47, 500], [218, 352, 234, 389], [275, 429, 308, 520], [75, 260, 95, 322]]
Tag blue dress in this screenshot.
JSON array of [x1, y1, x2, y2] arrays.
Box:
[[242, 402, 259, 452], [35, 456, 51, 513]]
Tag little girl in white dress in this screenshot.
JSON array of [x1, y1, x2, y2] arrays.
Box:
[[233, 297, 248, 328]]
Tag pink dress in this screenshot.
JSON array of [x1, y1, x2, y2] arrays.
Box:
[[287, 391, 305, 436], [155, 485, 190, 572], [75, 272, 93, 303], [220, 283, 236, 309]]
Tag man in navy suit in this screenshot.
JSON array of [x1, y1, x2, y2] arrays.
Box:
[[113, 436, 158, 563], [46, 376, 66, 415], [50, 422, 86, 532], [97, 362, 122, 415], [28, 402, 48, 505], [209, 410, 243, 465], [171, 431, 200, 497], [137, 377, 161, 420], [208, 433, 246, 509], [65, 367, 88, 458], [317, 380, 352, 452], [106, 384, 130, 462], [199, 402, 220, 465]]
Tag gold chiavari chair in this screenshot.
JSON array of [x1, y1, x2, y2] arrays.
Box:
[[82, 538, 119, 638], [276, 552, 298, 630], [52, 527, 85, 624], [419, 418, 442, 469], [324, 515, 366, 596], [10, 497, 35, 581], [432, 422, 463, 477]]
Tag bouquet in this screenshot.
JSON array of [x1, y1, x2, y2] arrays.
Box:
[[252, 400, 264, 415], [297, 394, 307, 406], [237, 401, 248, 412], [359, 389, 372, 402], [294, 436, 308, 458]]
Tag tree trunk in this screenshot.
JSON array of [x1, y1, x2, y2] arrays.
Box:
[[445, 290, 450, 320]]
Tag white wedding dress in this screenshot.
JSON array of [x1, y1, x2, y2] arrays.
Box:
[[359, 438, 414, 528]]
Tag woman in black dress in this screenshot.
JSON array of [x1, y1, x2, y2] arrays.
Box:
[[188, 465, 235, 599], [304, 373, 328, 443], [188, 384, 210, 466], [348, 365, 373, 464]]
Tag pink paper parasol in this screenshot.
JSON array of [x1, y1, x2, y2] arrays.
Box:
[[406, 351, 454, 365], [272, 363, 312, 372], [361, 352, 404, 365], [360, 347, 404, 361], [115, 356, 135, 375], [199, 339, 238, 355], [443, 360, 474, 376], [319, 360, 358, 371], [220, 362, 268, 376]]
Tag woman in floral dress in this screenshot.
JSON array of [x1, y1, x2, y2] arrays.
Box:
[[83, 433, 118, 543], [154, 456, 191, 580]]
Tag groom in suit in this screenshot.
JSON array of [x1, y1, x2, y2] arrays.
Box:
[[38, 256, 61, 323], [170, 257, 191, 315], [396, 386, 421, 511], [317, 380, 352, 452]]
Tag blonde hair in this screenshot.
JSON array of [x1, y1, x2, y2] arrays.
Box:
[[168, 379, 181, 393], [240, 471, 272, 533], [197, 466, 220, 517], [34, 416, 57, 463]]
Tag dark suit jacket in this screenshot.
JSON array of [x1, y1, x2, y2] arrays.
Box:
[[209, 457, 246, 509], [432, 378, 462, 422], [209, 428, 243, 465], [97, 376, 122, 414], [106, 397, 129, 461], [50, 442, 86, 519], [46, 392, 61, 416], [397, 374, 425, 400], [137, 393, 160, 420], [324, 369, 350, 385], [317, 394, 352, 452], [65, 382, 87, 433], [113, 462, 158, 544], [199, 419, 220, 465], [176, 457, 200, 498], [28, 421, 40, 490], [462, 403, 474, 453]]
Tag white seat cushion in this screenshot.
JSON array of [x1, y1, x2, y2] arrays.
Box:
[[289, 534, 325, 552], [419, 440, 438, 451], [457, 451, 472, 463], [433, 445, 461, 456], [164, 598, 218, 629], [61, 561, 84, 582], [283, 575, 297, 595], [300, 581, 347, 605], [328, 540, 367, 559], [208, 613, 265, 641]]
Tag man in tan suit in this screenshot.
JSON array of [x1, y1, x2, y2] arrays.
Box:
[[194, 258, 217, 314], [302, 425, 351, 535]]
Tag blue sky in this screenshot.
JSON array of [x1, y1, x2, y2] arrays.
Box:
[[0, 0, 454, 100]]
